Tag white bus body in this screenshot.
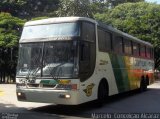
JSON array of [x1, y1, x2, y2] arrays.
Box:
[[16, 17, 154, 105]]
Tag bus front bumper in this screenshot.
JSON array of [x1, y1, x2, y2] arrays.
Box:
[[16, 88, 80, 105]]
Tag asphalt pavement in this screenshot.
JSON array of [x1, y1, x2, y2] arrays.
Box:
[[1, 81, 160, 119]]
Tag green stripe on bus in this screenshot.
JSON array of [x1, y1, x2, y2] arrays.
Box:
[[109, 54, 130, 93]]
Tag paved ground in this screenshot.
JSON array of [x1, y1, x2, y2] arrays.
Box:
[[1, 81, 160, 119]]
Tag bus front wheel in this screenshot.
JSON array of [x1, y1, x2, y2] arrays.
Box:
[[97, 79, 108, 106]]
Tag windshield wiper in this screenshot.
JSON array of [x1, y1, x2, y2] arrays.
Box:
[[26, 53, 43, 80], [27, 43, 45, 80], [46, 63, 65, 81], [26, 64, 41, 80]]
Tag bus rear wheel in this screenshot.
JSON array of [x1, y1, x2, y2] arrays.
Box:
[[140, 76, 147, 92], [97, 80, 108, 106]]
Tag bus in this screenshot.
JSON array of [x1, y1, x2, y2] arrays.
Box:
[[16, 17, 154, 105]]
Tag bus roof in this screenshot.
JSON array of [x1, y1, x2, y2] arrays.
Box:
[[24, 17, 96, 26], [23, 17, 152, 47]]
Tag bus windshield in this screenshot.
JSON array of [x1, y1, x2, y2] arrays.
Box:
[[16, 41, 78, 78], [21, 22, 80, 39]]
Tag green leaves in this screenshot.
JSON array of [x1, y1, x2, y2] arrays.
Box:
[[0, 12, 25, 48], [56, 0, 92, 17], [0, 12, 25, 80], [0, 0, 59, 19]]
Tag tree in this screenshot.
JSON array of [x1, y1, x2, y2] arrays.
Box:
[[56, 0, 92, 17], [19, 0, 59, 19], [90, 1, 109, 14], [108, 0, 145, 8], [0, 0, 25, 16], [94, 2, 160, 69], [0, 0, 60, 19], [91, 0, 145, 8], [0, 12, 25, 83], [0, 12, 25, 47], [56, 0, 145, 17]]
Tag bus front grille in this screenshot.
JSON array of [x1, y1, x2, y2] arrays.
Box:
[[27, 84, 56, 88], [27, 84, 39, 88]]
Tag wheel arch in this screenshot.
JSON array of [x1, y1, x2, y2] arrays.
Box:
[[98, 78, 109, 96]]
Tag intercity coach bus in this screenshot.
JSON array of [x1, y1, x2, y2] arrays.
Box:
[[16, 17, 154, 105]]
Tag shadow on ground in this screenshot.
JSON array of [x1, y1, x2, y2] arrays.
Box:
[[31, 89, 145, 118], [0, 103, 28, 113]]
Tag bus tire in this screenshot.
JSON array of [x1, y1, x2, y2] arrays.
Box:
[[146, 75, 149, 86], [140, 76, 147, 92], [97, 79, 108, 106]]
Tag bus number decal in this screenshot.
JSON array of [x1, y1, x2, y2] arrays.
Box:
[[83, 83, 95, 97]]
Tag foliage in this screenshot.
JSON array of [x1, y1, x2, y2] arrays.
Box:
[[0, 0, 59, 19], [56, 0, 145, 18], [90, 1, 109, 14], [0, 12, 25, 82], [94, 2, 160, 68], [0, 12, 25, 47], [91, 0, 145, 8], [56, 0, 92, 17], [108, 0, 145, 8], [0, 0, 26, 17]]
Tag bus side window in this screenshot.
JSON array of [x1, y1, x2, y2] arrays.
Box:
[[140, 45, 146, 57], [146, 47, 151, 58], [106, 32, 112, 51], [114, 36, 124, 54], [133, 42, 140, 57], [98, 28, 106, 52], [124, 39, 132, 55], [98, 28, 112, 52], [151, 48, 154, 59], [80, 22, 96, 81]]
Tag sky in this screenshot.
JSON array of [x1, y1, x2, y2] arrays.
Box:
[[145, 0, 160, 4]]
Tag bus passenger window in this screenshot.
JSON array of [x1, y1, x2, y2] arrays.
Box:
[[140, 45, 146, 57], [98, 28, 106, 52], [124, 39, 132, 55], [150, 48, 154, 59], [114, 36, 124, 54], [133, 42, 140, 57], [146, 47, 151, 58], [98, 28, 112, 52], [106, 32, 112, 51]]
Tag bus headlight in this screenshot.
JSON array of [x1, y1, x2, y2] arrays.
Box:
[[65, 94, 71, 99], [17, 92, 26, 100], [17, 92, 22, 96], [59, 94, 71, 99]]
